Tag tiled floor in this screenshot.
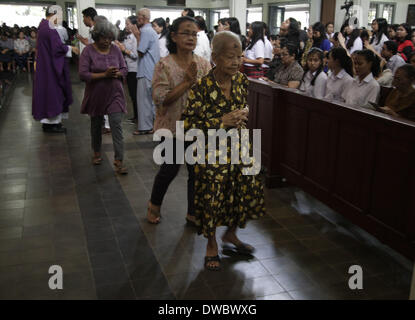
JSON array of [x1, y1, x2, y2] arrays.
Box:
[[0, 70, 412, 300]]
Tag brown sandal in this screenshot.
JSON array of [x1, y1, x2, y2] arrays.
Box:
[[113, 161, 128, 175], [147, 201, 161, 224]]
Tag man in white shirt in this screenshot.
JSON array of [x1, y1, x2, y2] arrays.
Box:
[[76, 7, 97, 46], [194, 16, 211, 62]]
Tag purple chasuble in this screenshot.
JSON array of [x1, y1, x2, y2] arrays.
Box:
[[32, 19, 73, 121]]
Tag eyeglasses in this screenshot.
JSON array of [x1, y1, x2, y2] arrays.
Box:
[[176, 32, 198, 38]]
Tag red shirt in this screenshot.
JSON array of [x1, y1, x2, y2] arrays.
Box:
[[396, 39, 414, 62]]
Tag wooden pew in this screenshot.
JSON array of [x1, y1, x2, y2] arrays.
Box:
[[248, 78, 415, 273]]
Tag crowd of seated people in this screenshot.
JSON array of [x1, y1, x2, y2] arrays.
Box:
[[0, 22, 78, 74], [257, 17, 415, 122], [3, 11, 415, 124]]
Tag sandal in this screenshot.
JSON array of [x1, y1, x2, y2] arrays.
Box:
[[92, 154, 102, 165], [113, 161, 128, 175], [147, 202, 161, 224], [133, 129, 154, 135], [204, 255, 221, 271], [222, 242, 255, 256]]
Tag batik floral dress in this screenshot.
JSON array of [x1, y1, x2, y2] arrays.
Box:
[[182, 69, 266, 238]]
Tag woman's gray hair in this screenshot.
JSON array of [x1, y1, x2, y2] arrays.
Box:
[[212, 31, 241, 55], [91, 16, 119, 42]]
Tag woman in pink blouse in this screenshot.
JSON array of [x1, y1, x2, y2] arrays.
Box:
[[147, 16, 211, 224], [79, 18, 128, 174]]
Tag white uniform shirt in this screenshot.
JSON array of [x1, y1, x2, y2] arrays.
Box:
[[347, 36, 363, 54], [300, 70, 328, 99], [324, 69, 354, 102], [194, 30, 211, 62], [371, 33, 389, 54], [244, 39, 265, 67], [341, 73, 380, 107], [158, 35, 169, 58], [262, 36, 273, 69]]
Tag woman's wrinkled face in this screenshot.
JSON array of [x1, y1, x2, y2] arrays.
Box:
[[307, 53, 322, 72], [327, 24, 334, 34], [97, 35, 112, 50], [280, 47, 294, 65], [397, 26, 408, 40], [213, 40, 242, 77], [371, 20, 378, 32], [171, 21, 198, 52], [354, 54, 371, 78], [218, 21, 229, 32], [152, 22, 163, 34]]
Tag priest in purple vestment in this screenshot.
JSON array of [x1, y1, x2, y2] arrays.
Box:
[[32, 7, 79, 133]]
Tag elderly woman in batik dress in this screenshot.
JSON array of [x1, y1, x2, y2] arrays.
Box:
[[182, 31, 266, 271]]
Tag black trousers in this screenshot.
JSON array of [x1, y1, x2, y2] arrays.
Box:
[[150, 138, 195, 216], [126, 72, 138, 120]]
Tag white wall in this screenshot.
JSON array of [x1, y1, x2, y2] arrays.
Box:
[[334, 0, 415, 32]]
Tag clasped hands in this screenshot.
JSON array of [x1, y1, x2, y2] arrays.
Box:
[[222, 108, 249, 129], [105, 66, 122, 79], [184, 61, 198, 86]]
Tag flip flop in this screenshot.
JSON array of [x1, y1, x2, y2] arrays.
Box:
[[222, 242, 255, 256], [204, 255, 221, 271]]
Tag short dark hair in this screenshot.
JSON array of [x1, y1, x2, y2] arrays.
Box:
[[127, 15, 138, 26], [183, 8, 195, 17], [82, 7, 97, 20], [194, 16, 207, 32], [384, 40, 398, 55], [167, 16, 197, 54]]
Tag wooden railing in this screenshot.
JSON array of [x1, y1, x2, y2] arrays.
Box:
[[248, 79, 415, 261]]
